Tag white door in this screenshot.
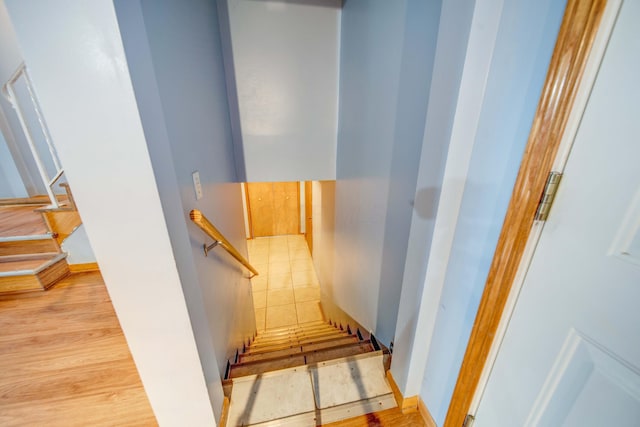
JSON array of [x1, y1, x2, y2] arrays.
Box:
[[474, 0, 640, 426]]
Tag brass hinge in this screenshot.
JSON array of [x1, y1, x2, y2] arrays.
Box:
[[463, 414, 475, 427], [534, 171, 562, 221]]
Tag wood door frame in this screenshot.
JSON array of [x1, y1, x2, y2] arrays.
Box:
[[243, 183, 253, 239], [444, 1, 609, 426]]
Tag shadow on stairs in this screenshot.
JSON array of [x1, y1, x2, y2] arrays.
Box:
[[222, 320, 395, 426]]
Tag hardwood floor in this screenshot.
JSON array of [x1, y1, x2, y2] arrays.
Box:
[[322, 407, 427, 426], [0, 271, 156, 426], [0, 205, 49, 237]]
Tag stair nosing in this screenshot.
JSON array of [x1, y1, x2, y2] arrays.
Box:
[[249, 332, 351, 352], [0, 253, 67, 277], [247, 333, 357, 355], [241, 336, 360, 362], [0, 233, 54, 243], [252, 328, 340, 345], [231, 340, 374, 371]]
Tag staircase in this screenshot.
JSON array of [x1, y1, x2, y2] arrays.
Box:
[[224, 320, 396, 426], [0, 199, 78, 295]]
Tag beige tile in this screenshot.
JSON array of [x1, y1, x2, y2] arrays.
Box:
[[252, 263, 268, 276], [250, 238, 270, 249], [269, 261, 291, 275], [251, 275, 268, 292], [268, 251, 290, 264], [267, 288, 295, 306], [290, 247, 311, 260], [253, 290, 267, 309], [268, 273, 293, 290], [248, 248, 269, 263], [294, 286, 320, 303], [291, 258, 315, 272], [296, 301, 324, 324], [266, 304, 298, 329], [287, 234, 305, 243], [255, 308, 266, 332], [292, 269, 320, 287]]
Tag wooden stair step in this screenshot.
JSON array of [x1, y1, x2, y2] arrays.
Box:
[[0, 253, 69, 294], [241, 336, 360, 363], [305, 342, 374, 365], [230, 355, 306, 378], [0, 235, 59, 256], [260, 320, 326, 335], [248, 330, 350, 352], [247, 334, 360, 357], [230, 341, 375, 379], [252, 327, 340, 346], [256, 323, 336, 341]]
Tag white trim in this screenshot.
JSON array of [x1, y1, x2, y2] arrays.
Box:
[[468, 0, 623, 415], [400, 0, 506, 396]]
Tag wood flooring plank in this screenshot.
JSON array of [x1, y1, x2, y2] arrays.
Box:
[[0, 271, 156, 426]]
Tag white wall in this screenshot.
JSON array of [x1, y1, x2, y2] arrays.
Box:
[[115, 0, 255, 421], [226, 0, 340, 182], [333, 0, 441, 344], [312, 180, 335, 296], [6, 1, 219, 425]]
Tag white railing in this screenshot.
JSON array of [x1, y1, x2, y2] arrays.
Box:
[[2, 63, 63, 208]]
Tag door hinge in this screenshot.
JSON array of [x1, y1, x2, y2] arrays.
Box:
[[463, 414, 475, 427], [534, 171, 562, 221]]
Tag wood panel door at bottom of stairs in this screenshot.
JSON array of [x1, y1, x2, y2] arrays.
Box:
[[474, 1, 640, 425], [247, 182, 300, 237]]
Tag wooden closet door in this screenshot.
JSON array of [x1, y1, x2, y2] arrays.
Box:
[[247, 182, 300, 237], [246, 182, 275, 237]]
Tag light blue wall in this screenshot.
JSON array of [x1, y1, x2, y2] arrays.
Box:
[[421, 0, 567, 424], [391, 0, 477, 397], [115, 0, 254, 420], [333, 0, 441, 344], [226, 0, 340, 182], [0, 130, 26, 198]]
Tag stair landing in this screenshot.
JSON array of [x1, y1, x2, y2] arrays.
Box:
[[227, 352, 396, 426]]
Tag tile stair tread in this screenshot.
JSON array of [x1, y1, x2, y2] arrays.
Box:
[[241, 336, 360, 363], [248, 331, 351, 352], [247, 334, 359, 356], [230, 341, 375, 379], [227, 351, 395, 426]]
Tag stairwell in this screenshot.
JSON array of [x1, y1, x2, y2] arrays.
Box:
[[0, 191, 81, 295], [214, 235, 399, 425]]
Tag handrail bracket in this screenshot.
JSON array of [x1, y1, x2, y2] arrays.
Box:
[[204, 240, 222, 257]]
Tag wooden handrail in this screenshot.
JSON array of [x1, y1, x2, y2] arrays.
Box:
[[189, 209, 258, 276]]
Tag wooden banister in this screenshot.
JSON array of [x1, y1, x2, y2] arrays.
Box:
[[189, 209, 258, 276]]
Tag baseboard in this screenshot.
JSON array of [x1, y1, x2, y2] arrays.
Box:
[[386, 370, 417, 413], [68, 262, 99, 273], [386, 370, 437, 426], [418, 397, 437, 427]]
